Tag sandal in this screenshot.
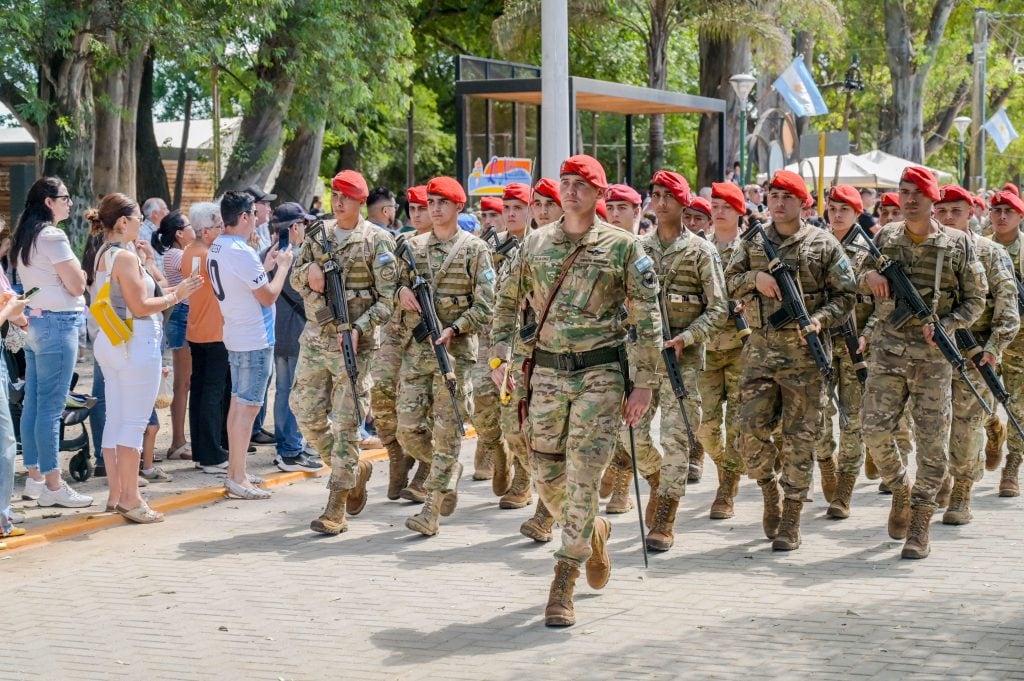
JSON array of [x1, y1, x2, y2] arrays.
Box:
[[224, 479, 271, 500], [116, 503, 164, 524], [248, 473, 265, 485], [166, 443, 192, 460]]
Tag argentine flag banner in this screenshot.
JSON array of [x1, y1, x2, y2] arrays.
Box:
[[984, 108, 1019, 152], [773, 57, 829, 117]]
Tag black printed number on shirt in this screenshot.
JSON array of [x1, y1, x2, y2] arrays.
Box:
[[208, 259, 225, 301]]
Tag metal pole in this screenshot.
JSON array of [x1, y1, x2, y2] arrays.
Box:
[[739, 111, 747, 185], [211, 66, 221, 186], [817, 132, 826, 217], [625, 114, 634, 187], [971, 9, 988, 190], [541, 0, 571, 177], [958, 139, 965, 187]]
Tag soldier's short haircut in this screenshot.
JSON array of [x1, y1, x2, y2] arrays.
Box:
[[367, 187, 395, 208]]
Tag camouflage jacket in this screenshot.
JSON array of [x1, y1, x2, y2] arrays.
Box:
[[968, 233, 1019, 358], [993, 231, 1024, 358], [705, 232, 749, 353]]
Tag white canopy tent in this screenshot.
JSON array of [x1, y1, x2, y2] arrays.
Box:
[[855, 149, 953, 186], [757, 150, 953, 189]]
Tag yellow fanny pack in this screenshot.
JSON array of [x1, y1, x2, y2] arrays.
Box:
[[89, 247, 133, 346]]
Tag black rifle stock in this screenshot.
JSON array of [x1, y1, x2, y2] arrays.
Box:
[[742, 219, 848, 427], [395, 235, 466, 437], [657, 296, 700, 455], [838, 317, 868, 386], [307, 222, 362, 425], [954, 329, 1024, 439], [844, 222, 990, 412]]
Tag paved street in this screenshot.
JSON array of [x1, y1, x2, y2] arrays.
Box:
[[4, 437, 1024, 681]]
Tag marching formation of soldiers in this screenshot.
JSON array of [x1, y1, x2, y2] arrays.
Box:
[[285, 155, 1024, 628]]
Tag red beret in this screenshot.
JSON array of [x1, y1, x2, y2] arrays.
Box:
[[596, 198, 607, 219], [426, 176, 467, 204], [827, 185, 863, 213], [560, 154, 608, 190], [1003, 182, 1020, 197], [803, 195, 815, 209], [606, 183, 641, 206], [936, 185, 973, 205], [651, 170, 691, 206], [406, 185, 427, 207], [711, 182, 746, 214], [331, 170, 369, 201], [533, 178, 561, 206], [502, 182, 531, 204], [900, 166, 940, 202], [769, 170, 810, 202], [992, 190, 1024, 215], [479, 196, 503, 213], [973, 195, 987, 211], [880, 192, 900, 207], [688, 197, 712, 217]]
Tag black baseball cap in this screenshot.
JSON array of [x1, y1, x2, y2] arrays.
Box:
[[271, 202, 315, 227], [245, 185, 277, 203]]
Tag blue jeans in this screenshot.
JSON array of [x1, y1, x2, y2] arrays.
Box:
[[252, 370, 272, 436], [165, 302, 188, 350], [0, 352, 18, 531], [22, 311, 80, 475], [273, 354, 304, 456], [228, 347, 273, 406]]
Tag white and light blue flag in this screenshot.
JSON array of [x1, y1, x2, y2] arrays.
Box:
[[984, 107, 1019, 152], [773, 57, 829, 117]]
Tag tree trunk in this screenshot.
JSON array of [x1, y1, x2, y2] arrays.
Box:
[[646, 2, 671, 174], [92, 33, 148, 198], [135, 46, 170, 204], [696, 33, 751, 189], [173, 91, 193, 210], [271, 120, 326, 208], [338, 142, 359, 173]]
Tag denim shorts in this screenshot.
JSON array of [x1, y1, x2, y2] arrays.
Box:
[[164, 302, 188, 350], [228, 346, 273, 406]]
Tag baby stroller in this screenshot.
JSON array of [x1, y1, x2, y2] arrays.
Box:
[[6, 351, 99, 481]]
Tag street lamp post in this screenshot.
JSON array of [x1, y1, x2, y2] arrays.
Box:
[[953, 116, 972, 187], [729, 73, 757, 184]]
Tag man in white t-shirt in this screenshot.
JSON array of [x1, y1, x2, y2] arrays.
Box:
[[208, 190, 293, 499]]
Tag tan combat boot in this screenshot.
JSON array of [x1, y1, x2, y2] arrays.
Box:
[[346, 459, 373, 515], [818, 455, 837, 503], [440, 462, 464, 516], [405, 490, 444, 536], [826, 472, 857, 520], [492, 442, 512, 496], [645, 495, 679, 552], [985, 415, 1006, 471], [644, 471, 661, 526], [544, 561, 580, 627], [901, 506, 934, 559], [864, 452, 879, 480], [887, 475, 912, 540], [935, 473, 953, 509], [758, 477, 783, 539], [687, 443, 705, 483], [772, 498, 803, 551], [599, 466, 616, 498], [710, 469, 741, 520], [400, 460, 429, 503], [586, 517, 612, 588], [385, 440, 413, 501], [606, 466, 634, 514], [1000, 453, 1021, 497], [499, 459, 532, 509], [942, 479, 973, 525], [310, 488, 349, 535], [473, 443, 494, 481], [520, 500, 555, 542]]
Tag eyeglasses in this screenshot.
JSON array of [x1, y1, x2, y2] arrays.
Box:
[[54, 195, 71, 202], [133, 214, 144, 222], [181, 223, 193, 230]]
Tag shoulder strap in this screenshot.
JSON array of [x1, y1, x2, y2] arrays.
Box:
[[931, 245, 946, 315], [533, 242, 588, 341], [434, 230, 472, 285]]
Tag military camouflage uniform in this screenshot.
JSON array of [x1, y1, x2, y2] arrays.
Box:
[[991, 232, 1024, 484], [396, 231, 495, 494], [491, 217, 662, 567], [290, 219, 397, 490], [860, 222, 986, 507], [725, 221, 857, 500], [627, 228, 727, 498], [370, 312, 413, 450], [494, 253, 535, 476]]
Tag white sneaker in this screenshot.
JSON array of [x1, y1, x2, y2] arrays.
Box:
[[22, 477, 46, 501], [38, 481, 94, 508], [200, 461, 229, 474]]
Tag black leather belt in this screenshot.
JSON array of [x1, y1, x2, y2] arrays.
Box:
[[534, 345, 623, 371]]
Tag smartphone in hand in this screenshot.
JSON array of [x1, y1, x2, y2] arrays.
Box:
[[279, 227, 290, 251], [191, 256, 201, 276], [21, 287, 40, 301]]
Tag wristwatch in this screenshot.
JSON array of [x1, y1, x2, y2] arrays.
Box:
[[447, 324, 460, 337]]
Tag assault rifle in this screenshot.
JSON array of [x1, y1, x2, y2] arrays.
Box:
[[307, 221, 362, 424], [657, 295, 700, 458], [394, 235, 466, 437], [843, 222, 989, 412], [742, 219, 848, 427], [954, 329, 1024, 440], [837, 317, 868, 386], [1014, 273, 1024, 314]]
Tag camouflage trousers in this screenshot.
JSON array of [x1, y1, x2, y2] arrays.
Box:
[[1002, 351, 1024, 461], [527, 364, 624, 567], [615, 381, 662, 482], [817, 351, 865, 475], [396, 334, 476, 493], [369, 323, 407, 446], [500, 357, 531, 470], [290, 338, 371, 491], [861, 342, 952, 509], [696, 346, 746, 476], [737, 331, 825, 501], [948, 371, 994, 482], [471, 352, 504, 456]]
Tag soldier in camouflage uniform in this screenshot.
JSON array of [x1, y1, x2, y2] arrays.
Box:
[[290, 171, 397, 535], [860, 168, 986, 560], [933, 185, 1019, 524], [683, 197, 712, 236], [491, 155, 662, 627], [397, 177, 495, 537], [635, 170, 726, 552], [725, 170, 856, 552], [696, 182, 754, 520], [987, 190, 1024, 498], [371, 186, 433, 502]]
